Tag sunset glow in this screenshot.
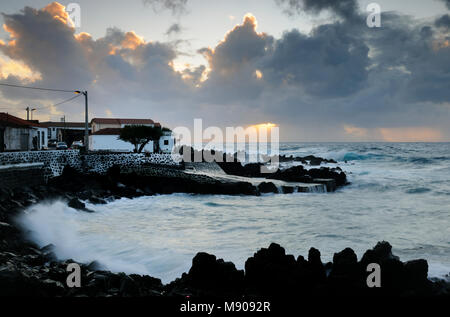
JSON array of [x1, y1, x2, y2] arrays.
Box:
[[250, 123, 277, 130]]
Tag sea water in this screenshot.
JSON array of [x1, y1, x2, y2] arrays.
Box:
[[18, 143, 450, 283]]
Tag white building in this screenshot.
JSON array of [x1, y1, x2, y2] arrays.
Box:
[[159, 130, 176, 153], [0, 113, 48, 151], [89, 128, 154, 152], [89, 118, 175, 153]]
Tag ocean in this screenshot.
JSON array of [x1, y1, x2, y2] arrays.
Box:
[[19, 143, 450, 283]]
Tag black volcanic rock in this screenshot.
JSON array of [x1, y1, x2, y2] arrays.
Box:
[[170, 252, 244, 296], [258, 182, 279, 194], [329, 248, 362, 293], [308, 247, 326, 283], [68, 198, 93, 213], [307, 167, 347, 187], [405, 259, 429, 287], [281, 186, 295, 194], [245, 243, 300, 295]]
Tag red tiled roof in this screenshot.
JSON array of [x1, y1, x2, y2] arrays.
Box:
[[0, 112, 41, 128], [91, 128, 122, 135], [91, 118, 158, 125], [40, 121, 89, 128]]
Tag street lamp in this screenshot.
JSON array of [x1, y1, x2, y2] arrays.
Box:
[[74, 90, 89, 150]]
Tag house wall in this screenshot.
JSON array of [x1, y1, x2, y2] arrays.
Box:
[[4, 126, 32, 151], [89, 135, 154, 152], [34, 127, 48, 149], [48, 127, 58, 140]]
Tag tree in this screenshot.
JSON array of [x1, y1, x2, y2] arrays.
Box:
[[118, 125, 164, 153]]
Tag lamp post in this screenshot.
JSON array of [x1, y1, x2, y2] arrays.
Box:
[[75, 90, 89, 150]]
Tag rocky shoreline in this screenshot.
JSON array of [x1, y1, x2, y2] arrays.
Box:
[[0, 161, 449, 297]]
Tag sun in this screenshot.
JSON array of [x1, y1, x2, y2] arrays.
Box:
[[250, 122, 277, 130]]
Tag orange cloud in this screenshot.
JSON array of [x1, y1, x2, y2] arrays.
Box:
[[74, 32, 92, 42], [3, 24, 18, 39], [344, 124, 368, 137], [121, 31, 145, 50], [42, 2, 71, 26], [379, 127, 443, 142], [0, 56, 41, 81], [243, 13, 258, 30]]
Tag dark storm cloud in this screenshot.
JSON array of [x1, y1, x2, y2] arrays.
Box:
[[435, 14, 450, 30], [0, 3, 189, 120], [362, 12, 450, 104], [0, 4, 92, 94], [142, 0, 188, 15], [195, 15, 274, 104], [165, 23, 182, 35], [195, 8, 449, 133], [0, 2, 449, 140], [275, 0, 360, 21], [263, 24, 370, 97], [440, 0, 450, 10]]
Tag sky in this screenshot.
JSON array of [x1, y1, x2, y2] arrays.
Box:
[[0, 0, 449, 141]]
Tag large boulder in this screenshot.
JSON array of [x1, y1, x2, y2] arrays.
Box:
[[68, 198, 94, 213], [329, 248, 363, 292], [258, 182, 279, 194], [308, 247, 326, 283], [245, 243, 300, 295], [359, 241, 407, 293], [178, 252, 244, 295]]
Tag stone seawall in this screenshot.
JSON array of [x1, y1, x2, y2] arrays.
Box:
[[81, 153, 181, 174], [0, 150, 80, 180], [0, 150, 181, 181]]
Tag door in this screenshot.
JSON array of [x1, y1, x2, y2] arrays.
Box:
[[20, 132, 29, 151]]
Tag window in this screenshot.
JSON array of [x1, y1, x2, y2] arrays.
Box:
[[164, 140, 169, 145]]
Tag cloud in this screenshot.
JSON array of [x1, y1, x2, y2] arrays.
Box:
[[378, 127, 443, 142], [165, 23, 182, 35], [343, 124, 368, 138], [435, 14, 450, 30], [440, 0, 450, 10], [264, 25, 369, 97], [275, 0, 359, 21], [0, 3, 91, 90], [142, 0, 189, 15], [0, 2, 449, 141], [0, 2, 189, 121], [195, 14, 274, 102]]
